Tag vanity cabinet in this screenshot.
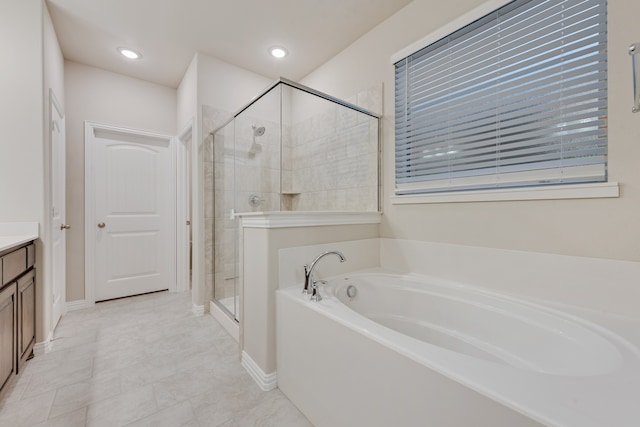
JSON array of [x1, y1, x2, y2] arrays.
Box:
[[0, 242, 35, 399], [0, 283, 16, 392], [17, 270, 35, 372]]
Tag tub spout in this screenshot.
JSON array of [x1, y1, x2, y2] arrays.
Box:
[[302, 251, 346, 299]]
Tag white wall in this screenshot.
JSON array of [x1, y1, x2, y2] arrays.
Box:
[[302, 0, 640, 262], [64, 61, 177, 301], [177, 56, 197, 133], [0, 0, 44, 221], [44, 7, 65, 113], [0, 0, 55, 345], [0, 0, 65, 343]]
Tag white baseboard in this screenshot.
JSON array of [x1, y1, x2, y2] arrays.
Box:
[[192, 304, 205, 316], [209, 301, 239, 342], [33, 331, 53, 356], [241, 351, 277, 391], [66, 299, 91, 312]]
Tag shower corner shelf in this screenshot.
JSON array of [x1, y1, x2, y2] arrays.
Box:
[[280, 192, 300, 212]]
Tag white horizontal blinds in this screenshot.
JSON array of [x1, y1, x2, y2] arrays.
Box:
[[395, 0, 608, 194]]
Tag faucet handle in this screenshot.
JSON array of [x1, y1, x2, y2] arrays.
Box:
[[302, 264, 311, 295], [310, 282, 323, 302]]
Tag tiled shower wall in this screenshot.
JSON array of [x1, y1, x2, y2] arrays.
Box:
[[282, 83, 381, 211], [232, 113, 282, 214]]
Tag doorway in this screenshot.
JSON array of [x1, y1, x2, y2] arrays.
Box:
[[177, 120, 193, 293], [84, 122, 176, 302], [50, 89, 66, 329]]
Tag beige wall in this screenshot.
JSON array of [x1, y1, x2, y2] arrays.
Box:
[[196, 54, 272, 112], [301, 0, 640, 262], [64, 61, 177, 301]]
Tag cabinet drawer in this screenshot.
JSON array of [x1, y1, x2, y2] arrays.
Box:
[[2, 248, 26, 286], [26, 244, 35, 269]]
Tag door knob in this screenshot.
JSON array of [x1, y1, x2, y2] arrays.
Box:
[[60, 224, 71, 230], [97, 222, 106, 228]]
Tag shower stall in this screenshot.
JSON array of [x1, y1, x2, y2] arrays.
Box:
[[208, 78, 380, 323]]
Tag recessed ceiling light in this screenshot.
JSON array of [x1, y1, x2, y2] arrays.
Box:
[[118, 47, 142, 60], [269, 47, 288, 59]]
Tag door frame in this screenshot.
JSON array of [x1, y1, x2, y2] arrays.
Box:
[[48, 88, 66, 325], [176, 119, 193, 293], [84, 121, 177, 305]]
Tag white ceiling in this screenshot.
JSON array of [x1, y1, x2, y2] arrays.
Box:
[[47, 0, 412, 88]]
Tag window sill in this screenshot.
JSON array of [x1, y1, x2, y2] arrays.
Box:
[[391, 182, 620, 204]]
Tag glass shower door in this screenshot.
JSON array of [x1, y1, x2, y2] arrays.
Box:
[[212, 121, 239, 321], [233, 84, 282, 215]]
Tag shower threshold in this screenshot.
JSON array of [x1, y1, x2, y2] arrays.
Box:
[[218, 296, 239, 318], [210, 298, 240, 342]]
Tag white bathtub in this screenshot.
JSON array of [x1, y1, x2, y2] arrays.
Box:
[[276, 271, 640, 427]]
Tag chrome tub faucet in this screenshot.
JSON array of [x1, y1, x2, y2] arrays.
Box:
[[303, 251, 346, 301]]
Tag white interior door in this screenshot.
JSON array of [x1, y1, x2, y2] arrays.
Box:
[[87, 124, 175, 302], [50, 90, 66, 329]]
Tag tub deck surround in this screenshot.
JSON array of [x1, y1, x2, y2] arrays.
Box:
[[277, 271, 640, 427], [0, 222, 39, 251], [379, 238, 640, 322], [235, 210, 382, 228], [235, 213, 381, 391]]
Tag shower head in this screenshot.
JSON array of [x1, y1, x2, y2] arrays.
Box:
[[252, 125, 266, 137], [248, 125, 265, 159]]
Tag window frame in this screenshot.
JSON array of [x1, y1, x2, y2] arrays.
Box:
[[390, 0, 618, 204]]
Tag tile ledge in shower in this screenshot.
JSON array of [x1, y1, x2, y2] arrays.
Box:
[[235, 211, 382, 229]]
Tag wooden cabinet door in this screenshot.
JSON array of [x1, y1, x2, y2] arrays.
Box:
[[0, 283, 16, 391], [17, 270, 35, 373]]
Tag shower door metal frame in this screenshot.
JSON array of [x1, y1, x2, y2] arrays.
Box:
[[210, 77, 383, 212], [209, 77, 384, 324]]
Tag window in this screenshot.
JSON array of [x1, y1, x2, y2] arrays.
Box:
[[394, 0, 608, 196]]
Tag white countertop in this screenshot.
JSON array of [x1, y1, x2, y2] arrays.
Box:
[[0, 222, 39, 252]]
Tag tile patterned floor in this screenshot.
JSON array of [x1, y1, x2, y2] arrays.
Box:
[[0, 291, 312, 427]]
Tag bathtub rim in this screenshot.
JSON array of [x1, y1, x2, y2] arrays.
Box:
[[323, 270, 640, 364]]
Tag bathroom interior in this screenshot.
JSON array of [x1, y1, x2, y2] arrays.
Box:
[[1, 0, 640, 426]]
